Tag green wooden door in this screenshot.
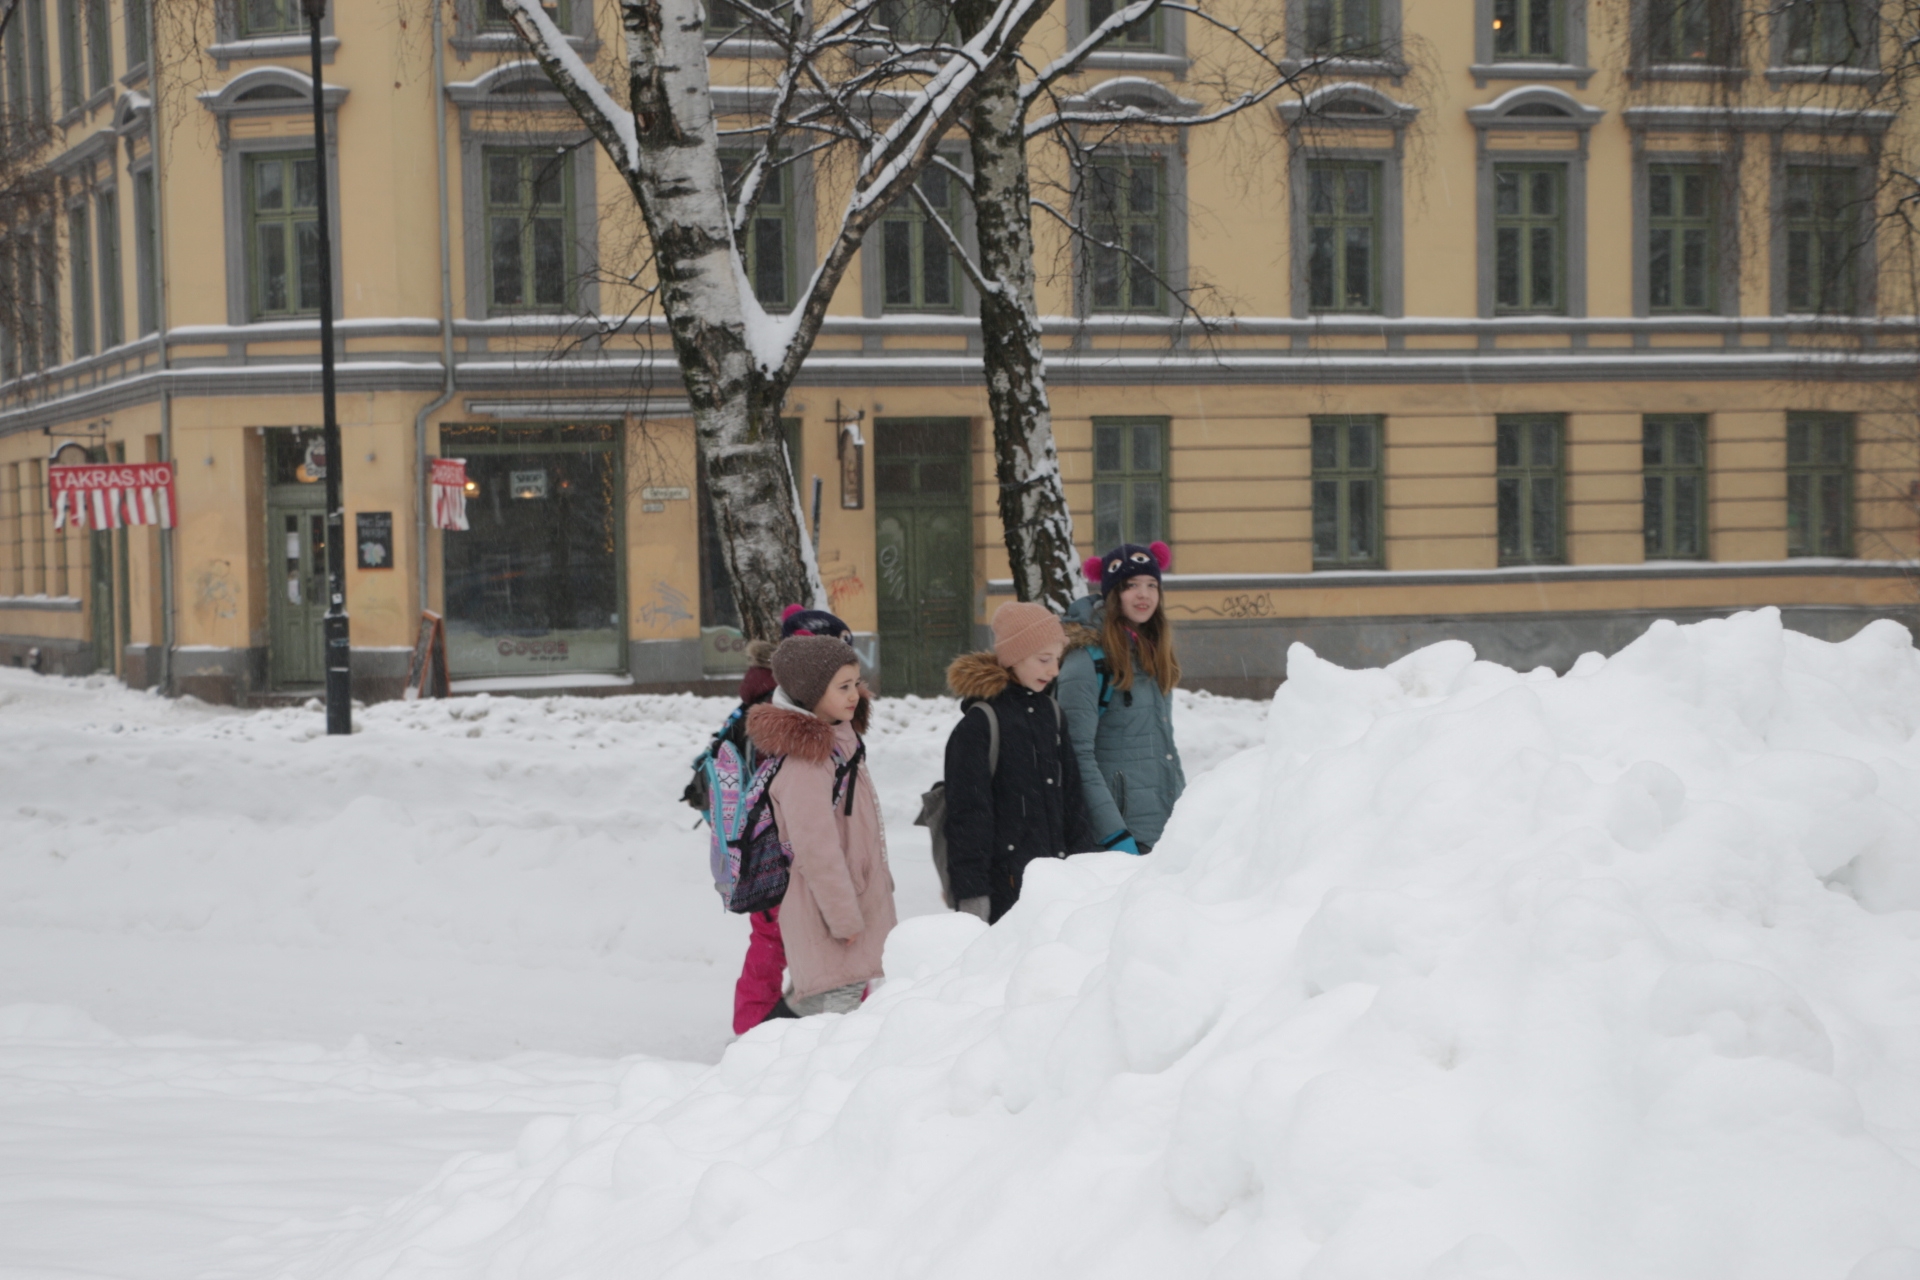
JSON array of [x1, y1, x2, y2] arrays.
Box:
[[267, 494, 329, 686], [89, 529, 115, 675], [874, 419, 973, 696]]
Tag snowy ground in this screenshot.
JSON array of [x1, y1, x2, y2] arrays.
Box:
[[0, 672, 1267, 1280]]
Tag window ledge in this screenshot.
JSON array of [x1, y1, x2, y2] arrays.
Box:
[[1765, 64, 1882, 86], [704, 35, 790, 59], [1279, 56, 1409, 81], [1471, 61, 1595, 89], [1629, 62, 1746, 83], [120, 63, 150, 88], [450, 31, 596, 58], [208, 34, 339, 69], [57, 86, 114, 129], [1083, 50, 1188, 74]]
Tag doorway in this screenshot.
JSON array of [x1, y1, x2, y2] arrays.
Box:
[[265, 429, 329, 687], [874, 418, 972, 696]]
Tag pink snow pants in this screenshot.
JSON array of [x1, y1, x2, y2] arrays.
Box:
[[732, 906, 786, 1033]]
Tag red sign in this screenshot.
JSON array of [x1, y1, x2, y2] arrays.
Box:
[[49, 462, 177, 530], [430, 457, 470, 532]]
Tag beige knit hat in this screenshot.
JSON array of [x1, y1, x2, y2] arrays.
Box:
[[991, 601, 1067, 668], [771, 635, 861, 711]]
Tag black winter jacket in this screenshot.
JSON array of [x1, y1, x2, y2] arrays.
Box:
[[941, 651, 1099, 922]]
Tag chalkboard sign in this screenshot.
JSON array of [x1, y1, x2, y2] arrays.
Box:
[[356, 511, 394, 570]]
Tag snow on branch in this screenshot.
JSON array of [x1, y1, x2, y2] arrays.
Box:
[[498, 0, 639, 173]]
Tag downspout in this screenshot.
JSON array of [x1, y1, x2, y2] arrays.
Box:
[[414, 0, 457, 613], [147, 6, 175, 694]]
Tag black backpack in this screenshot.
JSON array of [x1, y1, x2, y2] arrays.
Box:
[[914, 699, 1061, 909]]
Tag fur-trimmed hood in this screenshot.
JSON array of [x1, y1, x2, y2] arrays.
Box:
[[745, 639, 777, 670], [744, 691, 871, 760], [946, 651, 1010, 702]]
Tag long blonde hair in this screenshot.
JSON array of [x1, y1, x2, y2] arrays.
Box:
[[1101, 589, 1180, 695]]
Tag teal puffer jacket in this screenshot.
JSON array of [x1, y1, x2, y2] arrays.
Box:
[[1055, 595, 1186, 847]]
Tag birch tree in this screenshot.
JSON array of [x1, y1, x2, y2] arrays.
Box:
[[498, 0, 1052, 639]]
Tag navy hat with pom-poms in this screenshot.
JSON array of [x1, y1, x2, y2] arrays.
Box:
[[780, 604, 854, 645], [1082, 542, 1171, 598]]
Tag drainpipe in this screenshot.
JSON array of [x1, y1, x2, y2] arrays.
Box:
[[413, 0, 457, 614], [148, 3, 175, 695]]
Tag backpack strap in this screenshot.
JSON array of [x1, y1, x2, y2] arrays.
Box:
[[971, 702, 1001, 776], [1086, 644, 1115, 717], [833, 741, 867, 816]]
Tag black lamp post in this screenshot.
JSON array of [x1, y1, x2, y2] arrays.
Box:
[[303, 0, 350, 735]]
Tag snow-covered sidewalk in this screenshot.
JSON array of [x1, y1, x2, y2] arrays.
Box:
[[0, 671, 1267, 1280]]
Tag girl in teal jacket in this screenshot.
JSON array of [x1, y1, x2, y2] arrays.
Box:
[[1055, 542, 1186, 852]]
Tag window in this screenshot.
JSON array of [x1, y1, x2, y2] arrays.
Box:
[[485, 149, 573, 312], [95, 189, 121, 349], [1645, 0, 1730, 63], [1786, 414, 1851, 557], [1312, 416, 1382, 568], [1494, 164, 1564, 313], [482, 0, 568, 32], [1087, 157, 1165, 313], [1648, 165, 1715, 312], [1093, 418, 1167, 549], [86, 0, 110, 94], [1307, 161, 1380, 313], [722, 154, 795, 309], [1784, 0, 1870, 66], [133, 168, 158, 334], [878, 0, 953, 43], [1642, 415, 1707, 559], [1785, 167, 1859, 314], [239, 0, 303, 37], [1304, 0, 1378, 54], [4, 13, 27, 132], [126, 0, 150, 68], [24, 0, 48, 123], [1492, 0, 1561, 59], [246, 152, 323, 319], [1089, 0, 1165, 49], [68, 204, 93, 359], [1496, 415, 1563, 565], [881, 166, 959, 312], [58, 0, 81, 110]]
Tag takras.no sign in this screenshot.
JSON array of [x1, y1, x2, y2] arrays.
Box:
[[49, 462, 178, 530]]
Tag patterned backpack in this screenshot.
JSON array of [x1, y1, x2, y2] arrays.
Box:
[[704, 736, 792, 914]]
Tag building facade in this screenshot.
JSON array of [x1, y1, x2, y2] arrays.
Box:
[[0, 0, 1916, 703]]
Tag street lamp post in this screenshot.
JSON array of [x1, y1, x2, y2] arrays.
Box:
[[302, 0, 350, 735]]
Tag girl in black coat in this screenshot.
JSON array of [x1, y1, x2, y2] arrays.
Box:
[[941, 602, 1098, 923]]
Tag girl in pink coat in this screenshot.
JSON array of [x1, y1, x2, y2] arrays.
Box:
[[744, 636, 897, 1016]]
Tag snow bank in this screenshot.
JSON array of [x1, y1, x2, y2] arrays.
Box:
[[285, 609, 1920, 1280]]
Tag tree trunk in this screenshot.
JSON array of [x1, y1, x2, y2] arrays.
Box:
[[959, 7, 1081, 612]]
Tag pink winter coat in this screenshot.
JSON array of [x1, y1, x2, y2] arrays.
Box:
[[745, 699, 896, 1000]]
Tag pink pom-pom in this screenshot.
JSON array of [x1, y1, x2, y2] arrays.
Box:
[[782, 603, 805, 621], [1082, 555, 1105, 583], [1149, 541, 1172, 570]]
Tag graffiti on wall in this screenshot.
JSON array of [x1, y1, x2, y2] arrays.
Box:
[[193, 560, 239, 621], [1169, 592, 1277, 620], [824, 562, 865, 612], [637, 579, 693, 630]]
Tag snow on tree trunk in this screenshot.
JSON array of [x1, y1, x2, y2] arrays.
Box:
[[958, 9, 1081, 613]]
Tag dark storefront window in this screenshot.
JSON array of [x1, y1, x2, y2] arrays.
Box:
[[440, 423, 623, 678]]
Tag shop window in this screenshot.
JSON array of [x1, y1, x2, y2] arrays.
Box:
[[1783, 0, 1870, 66], [1494, 163, 1564, 313], [1307, 160, 1380, 313], [485, 148, 574, 313], [95, 188, 121, 349], [1648, 164, 1716, 313], [1786, 413, 1852, 557], [1642, 415, 1707, 560], [1086, 156, 1166, 313], [1304, 0, 1378, 54], [881, 166, 959, 312], [1492, 0, 1562, 59], [246, 152, 323, 319], [1785, 166, 1860, 315], [1093, 417, 1167, 549], [68, 203, 93, 359], [1313, 416, 1382, 568], [722, 153, 794, 310], [1088, 0, 1165, 49], [1496, 414, 1564, 565]]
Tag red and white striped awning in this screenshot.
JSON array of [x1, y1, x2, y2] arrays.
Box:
[[49, 462, 177, 530]]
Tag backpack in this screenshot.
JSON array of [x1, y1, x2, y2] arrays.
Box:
[[682, 703, 752, 816], [1082, 644, 1123, 716], [914, 698, 1061, 910], [706, 719, 868, 916]]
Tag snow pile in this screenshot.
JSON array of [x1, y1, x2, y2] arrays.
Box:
[[285, 609, 1920, 1280]]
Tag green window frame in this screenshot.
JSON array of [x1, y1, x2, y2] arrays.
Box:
[[3, 15, 26, 139], [1312, 415, 1383, 569], [1088, 0, 1165, 50], [240, 0, 304, 37], [1642, 415, 1707, 560], [1087, 157, 1165, 313], [57, 0, 80, 111], [133, 168, 158, 335], [1496, 414, 1564, 565], [245, 151, 324, 319], [1648, 164, 1715, 313], [85, 0, 110, 95], [878, 0, 954, 43], [25, 0, 48, 124], [1307, 160, 1380, 313], [484, 148, 574, 313], [482, 0, 569, 32], [1494, 164, 1564, 314], [1784, 0, 1870, 66], [68, 204, 92, 359], [1093, 417, 1168, 549], [1492, 0, 1562, 59], [1785, 166, 1859, 315], [1645, 0, 1728, 62], [1786, 413, 1852, 558], [881, 165, 959, 312], [125, 0, 150, 68], [1304, 0, 1379, 55], [95, 188, 121, 349], [722, 154, 796, 309]]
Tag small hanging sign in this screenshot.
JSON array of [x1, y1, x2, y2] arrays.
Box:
[[430, 457, 470, 531], [49, 462, 178, 530]]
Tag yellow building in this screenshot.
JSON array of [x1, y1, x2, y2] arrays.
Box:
[[0, 0, 1915, 703]]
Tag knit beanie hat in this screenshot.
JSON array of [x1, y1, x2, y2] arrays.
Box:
[[780, 604, 854, 644], [772, 635, 861, 712], [991, 601, 1067, 669], [1082, 541, 1172, 599]]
